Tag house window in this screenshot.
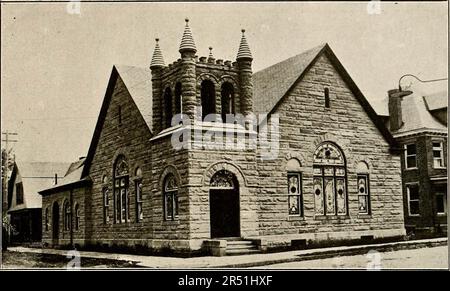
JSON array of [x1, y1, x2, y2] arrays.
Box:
[[16, 182, 24, 205], [74, 204, 80, 231], [313, 142, 347, 216], [287, 173, 303, 216], [114, 155, 129, 223], [103, 188, 109, 223], [436, 193, 447, 215], [405, 144, 417, 169], [45, 207, 49, 231], [136, 181, 143, 222], [432, 142, 444, 168], [163, 174, 178, 220], [407, 184, 420, 216], [324, 87, 330, 108], [64, 200, 71, 231], [357, 174, 370, 214]]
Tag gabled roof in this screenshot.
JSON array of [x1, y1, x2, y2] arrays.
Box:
[[81, 65, 152, 178], [393, 91, 447, 136], [39, 158, 90, 195], [253, 44, 325, 115], [252, 43, 398, 149], [8, 161, 71, 211], [423, 91, 448, 111]]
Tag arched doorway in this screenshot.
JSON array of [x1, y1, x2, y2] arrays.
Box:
[[52, 201, 60, 246], [209, 170, 240, 238]]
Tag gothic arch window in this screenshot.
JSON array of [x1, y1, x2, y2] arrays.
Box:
[[210, 170, 236, 190], [114, 155, 129, 223], [74, 203, 80, 230], [135, 167, 143, 222], [175, 82, 182, 116], [313, 142, 347, 216], [164, 87, 173, 128], [356, 161, 370, 215], [221, 82, 234, 123], [63, 200, 71, 231], [201, 80, 216, 121], [286, 159, 303, 216], [163, 174, 178, 220]]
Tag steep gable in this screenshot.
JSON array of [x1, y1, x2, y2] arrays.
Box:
[[82, 66, 153, 178], [253, 43, 398, 150]]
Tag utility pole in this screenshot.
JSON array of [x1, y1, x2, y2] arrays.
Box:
[[2, 131, 18, 205], [1, 130, 18, 251]]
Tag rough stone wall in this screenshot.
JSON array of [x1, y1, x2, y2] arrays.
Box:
[[86, 75, 154, 246], [41, 187, 88, 247], [255, 54, 405, 239]]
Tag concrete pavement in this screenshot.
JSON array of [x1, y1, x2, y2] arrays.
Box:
[[5, 237, 447, 269]]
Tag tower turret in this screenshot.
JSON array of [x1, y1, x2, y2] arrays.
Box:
[[150, 38, 165, 133], [179, 18, 197, 120], [236, 29, 253, 118]]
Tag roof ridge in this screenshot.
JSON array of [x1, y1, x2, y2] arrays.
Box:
[[253, 43, 327, 76]]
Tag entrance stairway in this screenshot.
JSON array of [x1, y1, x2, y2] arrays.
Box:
[[225, 238, 261, 256]]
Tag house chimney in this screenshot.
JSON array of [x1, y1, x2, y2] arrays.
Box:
[[54, 173, 58, 185], [387, 89, 412, 132]]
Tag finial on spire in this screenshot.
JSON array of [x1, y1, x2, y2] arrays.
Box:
[[179, 18, 197, 53], [208, 47, 214, 58], [150, 37, 165, 69], [237, 28, 252, 61]]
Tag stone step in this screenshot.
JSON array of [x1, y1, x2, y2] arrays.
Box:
[[226, 244, 258, 250], [226, 248, 261, 256], [226, 240, 254, 246]]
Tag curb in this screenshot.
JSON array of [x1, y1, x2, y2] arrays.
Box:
[[210, 238, 448, 268]]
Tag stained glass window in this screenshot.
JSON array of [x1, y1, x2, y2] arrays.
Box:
[[164, 174, 178, 220], [103, 188, 110, 223], [313, 142, 347, 216], [64, 200, 71, 231], [210, 170, 235, 189], [114, 155, 129, 223], [357, 175, 370, 214], [136, 181, 143, 222], [288, 173, 302, 216]]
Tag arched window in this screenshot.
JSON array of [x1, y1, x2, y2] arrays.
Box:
[[356, 161, 370, 215], [313, 142, 347, 216], [163, 174, 178, 220], [286, 159, 303, 216], [45, 207, 49, 231], [74, 204, 80, 230], [164, 87, 173, 128], [103, 188, 110, 223], [210, 170, 236, 190], [201, 80, 216, 120], [114, 155, 129, 223], [135, 167, 143, 222], [63, 200, 71, 231], [221, 82, 234, 123], [175, 82, 182, 115]]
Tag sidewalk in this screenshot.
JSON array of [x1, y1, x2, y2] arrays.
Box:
[[6, 237, 447, 268]]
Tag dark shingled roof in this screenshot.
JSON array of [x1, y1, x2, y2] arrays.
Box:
[[253, 44, 326, 115]]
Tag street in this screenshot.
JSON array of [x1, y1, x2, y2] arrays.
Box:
[[253, 246, 448, 269]]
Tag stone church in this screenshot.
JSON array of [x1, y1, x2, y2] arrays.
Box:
[[39, 19, 406, 255]]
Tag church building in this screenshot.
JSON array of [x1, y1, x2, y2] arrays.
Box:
[[39, 19, 406, 256]]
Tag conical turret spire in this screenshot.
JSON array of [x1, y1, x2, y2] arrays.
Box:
[[236, 29, 252, 61], [150, 38, 165, 69], [179, 18, 197, 54]]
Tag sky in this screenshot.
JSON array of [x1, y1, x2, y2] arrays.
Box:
[[1, 2, 448, 163]]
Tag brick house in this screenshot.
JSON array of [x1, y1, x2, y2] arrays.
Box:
[[385, 85, 447, 235], [39, 20, 405, 255]]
